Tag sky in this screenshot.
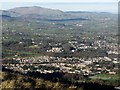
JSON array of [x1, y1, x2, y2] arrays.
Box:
[[0, 0, 119, 13], [0, 0, 119, 3]]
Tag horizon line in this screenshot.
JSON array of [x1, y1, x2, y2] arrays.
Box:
[[1, 6, 118, 14]]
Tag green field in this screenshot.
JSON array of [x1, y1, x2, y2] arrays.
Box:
[[89, 74, 119, 81]]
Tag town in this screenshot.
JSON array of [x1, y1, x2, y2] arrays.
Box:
[[1, 6, 119, 89], [3, 55, 119, 75]]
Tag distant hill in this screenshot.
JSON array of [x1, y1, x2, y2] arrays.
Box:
[[1, 6, 116, 21], [8, 6, 64, 16], [1, 6, 79, 20], [3, 6, 67, 19]]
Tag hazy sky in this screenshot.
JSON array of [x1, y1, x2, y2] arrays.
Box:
[[0, 0, 119, 3], [0, 0, 119, 13]]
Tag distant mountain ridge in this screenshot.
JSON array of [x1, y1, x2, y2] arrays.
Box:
[[8, 6, 64, 16], [1, 6, 84, 20], [1, 6, 67, 20], [1, 6, 115, 21]]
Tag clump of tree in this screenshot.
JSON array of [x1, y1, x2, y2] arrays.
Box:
[[1, 71, 119, 90], [1, 71, 65, 90]]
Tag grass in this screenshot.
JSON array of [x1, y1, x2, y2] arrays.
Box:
[[89, 74, 119, 81], [2, 50, 44, 59]]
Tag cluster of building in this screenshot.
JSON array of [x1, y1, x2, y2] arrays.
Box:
[[3, 55, 119, 76]]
